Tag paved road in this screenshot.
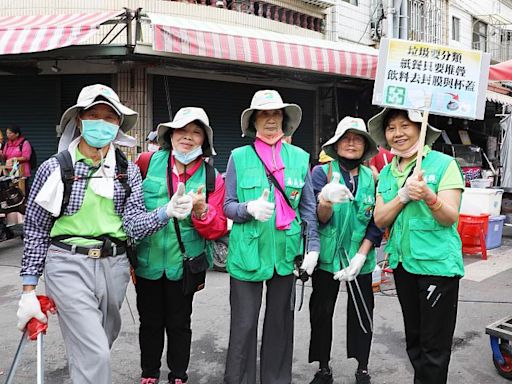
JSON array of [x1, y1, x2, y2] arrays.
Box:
[[0, 237, 511, 383]]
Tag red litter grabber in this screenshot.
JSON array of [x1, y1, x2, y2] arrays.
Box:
[[5, 295, 56, 384]]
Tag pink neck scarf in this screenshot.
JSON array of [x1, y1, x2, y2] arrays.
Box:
[[254, 138, 296, 230], [391, 140, 421, 159], [256, 131, 284, 145]]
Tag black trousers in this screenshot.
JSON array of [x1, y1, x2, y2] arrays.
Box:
[[135, 275, 194, 382], [393, 264, 460, 384], [308, 269, 374, 368]]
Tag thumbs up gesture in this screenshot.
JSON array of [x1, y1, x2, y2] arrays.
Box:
[[189, 185, 208, 218], [247, 189, 275, 222], [318, 172, 354, 204], [166, 182, 193, 220]]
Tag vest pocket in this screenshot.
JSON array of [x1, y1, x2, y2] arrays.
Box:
[[285, 224, 302, 262], [409, 218, 449, 261], [230, 231, 261, 271], [240, 176, 264, 201], [319, 225, 336, 264]]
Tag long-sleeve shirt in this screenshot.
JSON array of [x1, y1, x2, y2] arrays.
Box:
[[223, 156, 320, 252], [311, 164, 384, 247], [21, 155, 169, 285]]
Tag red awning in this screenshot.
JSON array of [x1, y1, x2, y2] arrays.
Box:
[[0, 11, 123, 55], [489, 59, 512, 81], [150, 14, 378, 80]]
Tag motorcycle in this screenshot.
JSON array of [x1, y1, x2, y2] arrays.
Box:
[[0, 174, 26, 241], [211, 219, 231, 272]]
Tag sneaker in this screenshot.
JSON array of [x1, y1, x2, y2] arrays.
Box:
[[140, 378, 158, 384], [309, 367, 333, 384], [355, 369, 371, 384]]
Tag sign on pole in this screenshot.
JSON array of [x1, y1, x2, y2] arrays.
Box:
[[373, 38, 491, 120]]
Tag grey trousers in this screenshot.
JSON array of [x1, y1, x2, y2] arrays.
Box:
[[44, 245, 131, 384], [224, 273, 295, 384]]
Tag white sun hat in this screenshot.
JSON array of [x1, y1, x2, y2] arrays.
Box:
[[157, 107, 216, 156], [57, 84, 139, 151], [241, 90, 302, 138], [322, 116, 379, 162]]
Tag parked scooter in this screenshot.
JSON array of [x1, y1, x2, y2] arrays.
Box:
[[0, 173, 26, 241]]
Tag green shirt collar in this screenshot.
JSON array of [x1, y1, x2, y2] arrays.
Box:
[[75, 147, 104, 167], [390, 145, 431, 178]]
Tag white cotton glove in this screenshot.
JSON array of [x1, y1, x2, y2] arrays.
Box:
[[246, 189, 275, 222], [298, 251, 319, 276], [16, 291, 46, 331], [318, 173, 354, 204], [398, 175, 418, 204], [333, 252, 367, 282], [166, 182, 193, 220]]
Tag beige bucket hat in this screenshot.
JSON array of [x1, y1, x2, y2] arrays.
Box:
[[241, 90, 302, 138], [322, 116, 379, 162], [59, 84, 138, 133], [368, 108, 441, 150], [157, 107, 216, 156]]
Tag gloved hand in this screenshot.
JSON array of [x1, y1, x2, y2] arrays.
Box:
[[16, 291, 46, 331], [247, 189, 275, 222], [332, 252, 367, 282], [297, 251, 319, 276], [318, 173, 353, 204], [398, 173, 422, 204], [166, 182, 193, 220]]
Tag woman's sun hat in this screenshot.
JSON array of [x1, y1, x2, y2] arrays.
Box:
[[241, 90, 302, 138], [157, 107, 216, 156], [368, 108, 441, 150], [322, 116, 379, 162]]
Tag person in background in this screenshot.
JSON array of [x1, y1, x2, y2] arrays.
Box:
[[370, 108, 464, 384], [17, 84, 193, 384], [308, 117, 381, 384], [368, 146, 394, 181], [0, 124, 32, 178], [135, 107, 227, 384], [223, 90, 320, 384], [146, 130, 160, 152]]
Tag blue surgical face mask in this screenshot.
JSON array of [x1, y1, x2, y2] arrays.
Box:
[[172, 146, 203, 165], [81, 119, 119, 148]]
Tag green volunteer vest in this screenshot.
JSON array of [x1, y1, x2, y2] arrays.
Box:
[[378, 150, 464, 277], [318, 161, 376, 274], [135, 149, 210, 281], [227, 143, 310, 282]]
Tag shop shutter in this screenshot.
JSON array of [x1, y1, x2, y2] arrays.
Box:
[[153, 75, 315, 172], [0, 74, 112, 170]]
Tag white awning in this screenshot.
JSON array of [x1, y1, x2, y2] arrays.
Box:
[[486, 89, 512, 106]]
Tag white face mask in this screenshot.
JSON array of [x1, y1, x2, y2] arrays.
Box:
[[172, 146, 203, 165], [147, 143, 159, 152]]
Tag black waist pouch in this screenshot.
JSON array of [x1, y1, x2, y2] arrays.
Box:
[[182, 253, 209, 295]]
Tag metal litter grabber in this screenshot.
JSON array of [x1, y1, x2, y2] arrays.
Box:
[[5, 295, 56, 384]]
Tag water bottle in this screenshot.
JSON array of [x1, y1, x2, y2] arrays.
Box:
[[372, 264, 382, 292]]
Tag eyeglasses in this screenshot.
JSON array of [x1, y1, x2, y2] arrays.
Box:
[[340, 135, 365, 145]]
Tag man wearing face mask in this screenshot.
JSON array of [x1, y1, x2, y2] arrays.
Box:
[[134, 107, 227, 384], [17, 84, 193, 384]]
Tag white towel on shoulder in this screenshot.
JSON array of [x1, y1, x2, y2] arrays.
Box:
[[35, 137, 117, 217]]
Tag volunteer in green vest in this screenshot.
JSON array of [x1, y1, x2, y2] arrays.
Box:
[[18, 84, 189, 384], [223, 90, 320, 384], [370, 108, 464, 384], [135, 107, 228, 384], [307, 117, 382, 384]]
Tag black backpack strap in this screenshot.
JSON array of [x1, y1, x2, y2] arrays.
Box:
[[18, 138, 25, 152], [115, 148, 132, 201], [54, 150, 75, 217], [204, 161, 215, 203]]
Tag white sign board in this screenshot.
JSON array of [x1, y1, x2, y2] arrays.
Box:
[[373, 38, 491, 120]]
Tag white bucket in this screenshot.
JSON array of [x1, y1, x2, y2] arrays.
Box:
[[460, 188, 503, 216]]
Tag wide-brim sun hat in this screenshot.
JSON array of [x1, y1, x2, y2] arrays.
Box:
[[241, 90, 302, 138], [368, 108, 441, 150], [59, 84, 138, 133], [322, 116, 379, 162], [157, 107, 216, 156]]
